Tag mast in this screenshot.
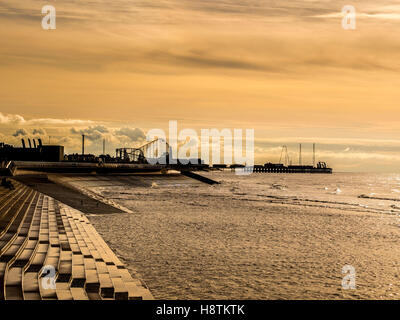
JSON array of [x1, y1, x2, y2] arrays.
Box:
[[299, 143, 302, 165], [313, 143, 316, 167], [82, 134, 85, 155]]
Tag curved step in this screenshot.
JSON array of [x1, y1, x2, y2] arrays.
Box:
[[1, 184, 154, 300]]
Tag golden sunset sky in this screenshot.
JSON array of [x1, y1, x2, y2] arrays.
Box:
[[1, 0, 400, 171]]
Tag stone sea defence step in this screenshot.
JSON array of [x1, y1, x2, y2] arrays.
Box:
[[0, 179, 154, 300]]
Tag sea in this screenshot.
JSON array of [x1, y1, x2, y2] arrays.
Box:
[[62, 172, 400, 299]]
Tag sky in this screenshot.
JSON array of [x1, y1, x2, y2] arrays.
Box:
[[1, 0, 400, 172]]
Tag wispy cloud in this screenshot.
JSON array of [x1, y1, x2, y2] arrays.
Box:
[[314, 12, 400, 20], [0, 112, 93, 126], [0, 112, 25, 124], [1, 1, 400, 172]]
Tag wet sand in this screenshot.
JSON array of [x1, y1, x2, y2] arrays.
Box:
[[85, 180, 400, 299], [17, 172, 400, 299], [13, 173, 124, 214]]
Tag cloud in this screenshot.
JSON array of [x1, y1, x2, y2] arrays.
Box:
[[0, 112, 93, 126], [115, 127, 146, 142], [70, 125, 109, 141], [3, 0, 400, 76], [32, 128, 47, 135], [363, 13, 400, 20], [1, 0, 400, 172], [0, 112, 25, 124], [312, 2, 400, 21], [12, 128, 28, 137], [28, 118, 94, 126], [313, 12, 400, 20]]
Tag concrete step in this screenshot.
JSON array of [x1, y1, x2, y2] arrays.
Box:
[[0, 184, 154, 300], [0, 188, 31, 239], [5, 267, 23, 300]]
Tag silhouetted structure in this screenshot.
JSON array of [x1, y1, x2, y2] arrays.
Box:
[[245, 162, 332, 173], [0, 140, 64, 162], [65, 153, 97, 163]]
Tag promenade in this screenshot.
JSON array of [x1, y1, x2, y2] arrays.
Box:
[[0, 178, 153, 300]]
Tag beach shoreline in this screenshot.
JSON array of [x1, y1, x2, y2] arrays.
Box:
[[12, 171, 400, 299], [67, 172, 400, 299]]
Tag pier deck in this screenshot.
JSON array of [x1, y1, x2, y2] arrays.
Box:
[[0, 179, 153, 300]]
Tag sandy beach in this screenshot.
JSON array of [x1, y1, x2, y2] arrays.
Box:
[[59, 172, 400, 299]]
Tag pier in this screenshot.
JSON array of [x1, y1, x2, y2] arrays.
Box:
[[247, 163, 332, 174]]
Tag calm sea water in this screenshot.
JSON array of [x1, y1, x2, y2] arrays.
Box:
[[66, 172, 400, 299]]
